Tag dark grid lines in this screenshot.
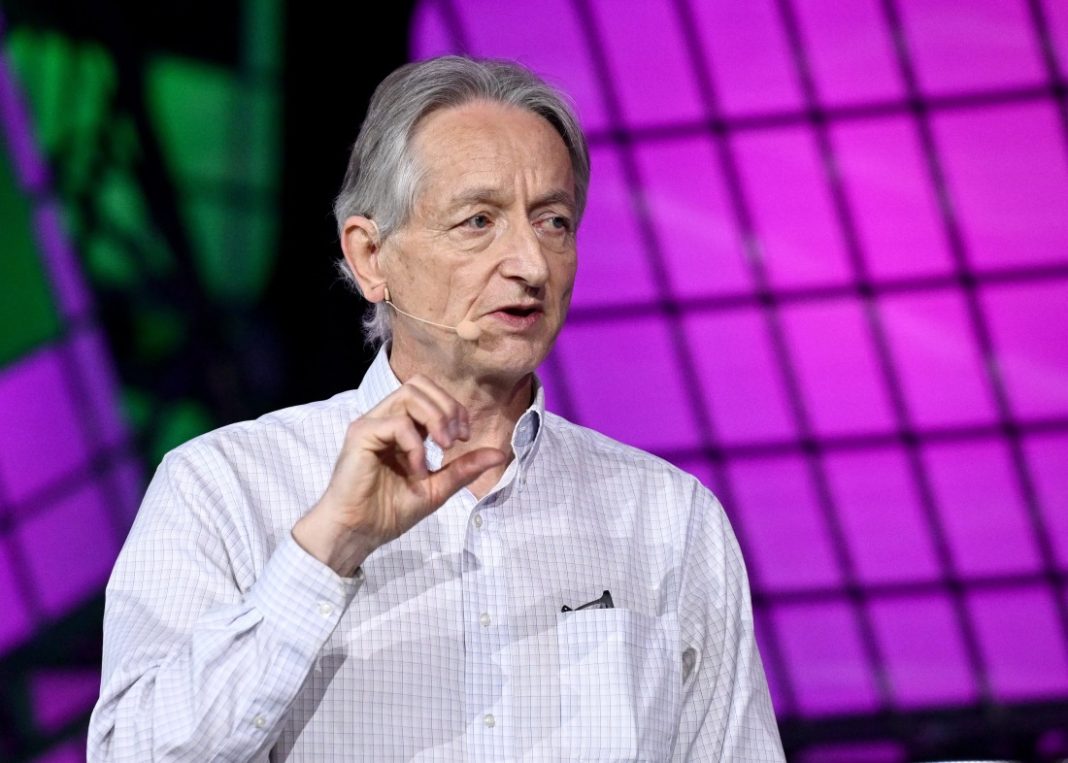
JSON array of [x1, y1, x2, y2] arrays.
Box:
[[406, 0, 1068, 757]]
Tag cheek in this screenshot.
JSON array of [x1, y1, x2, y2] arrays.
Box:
[[553, 250, 578, 288], [447, 262, 497, 307]]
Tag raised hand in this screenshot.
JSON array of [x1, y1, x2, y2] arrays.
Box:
[[292, 375, 507, 576]]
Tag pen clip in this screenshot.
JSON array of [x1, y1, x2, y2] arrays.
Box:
[[561, 589, 614, 613]]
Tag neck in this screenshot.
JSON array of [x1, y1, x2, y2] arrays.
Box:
[[387, 335, 535, 460]]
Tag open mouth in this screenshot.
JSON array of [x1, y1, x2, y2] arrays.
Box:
[[501, 306, 540, 317], [491, 305, 544, 330]]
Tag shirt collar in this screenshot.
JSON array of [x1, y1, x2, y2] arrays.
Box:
[[355, 343, 545, 475]]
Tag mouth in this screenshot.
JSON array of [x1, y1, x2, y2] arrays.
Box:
[[489, 304, 544, 329], [500, 305, 541, 317]]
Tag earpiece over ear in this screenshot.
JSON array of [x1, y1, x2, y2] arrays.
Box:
[[367, 220, 381, 252]]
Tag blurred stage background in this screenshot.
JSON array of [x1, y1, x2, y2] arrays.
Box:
[[1, 1, 1067, 761]]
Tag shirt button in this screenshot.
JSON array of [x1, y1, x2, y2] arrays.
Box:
[[483, 713, 496, 728], [317, 601, 333, 617], [253, 714, 267, 729], [472, 514, 483, 529], [479, 612, 491, 627]]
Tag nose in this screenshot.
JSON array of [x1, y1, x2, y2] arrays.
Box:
[[499, 218, 549, 289]]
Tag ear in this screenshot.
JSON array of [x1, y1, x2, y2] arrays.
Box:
[[340, 215, 387, 302]]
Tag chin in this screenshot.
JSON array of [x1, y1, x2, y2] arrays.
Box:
[[474, 344, 547, 382]]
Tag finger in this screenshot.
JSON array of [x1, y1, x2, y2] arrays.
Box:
[[399, 384, 456, 448], [406, 375, 470, 440], [374, 383, 455, 448], [363, 415, 428, 477], [426, 447, 508, 505]]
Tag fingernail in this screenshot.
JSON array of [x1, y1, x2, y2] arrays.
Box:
[[448, 420, 459, 441]]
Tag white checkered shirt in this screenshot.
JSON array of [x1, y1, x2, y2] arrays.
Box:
[[89, 346, 784, 761]]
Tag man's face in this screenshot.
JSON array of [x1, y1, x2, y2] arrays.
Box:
[[380, 100, 578, 383]]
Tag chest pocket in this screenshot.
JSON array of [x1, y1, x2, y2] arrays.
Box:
[[557, 609, 681, 761]]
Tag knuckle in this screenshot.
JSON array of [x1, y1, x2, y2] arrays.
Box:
[[401, 384, 431, 410], [396, 417, 421, 439]]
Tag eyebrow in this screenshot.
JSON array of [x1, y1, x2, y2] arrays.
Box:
[[447, 186, 505, 212], [530, 189, 577, 213], [446, 187, 576, 214]]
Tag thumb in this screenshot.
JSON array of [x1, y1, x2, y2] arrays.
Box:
[[428, 447, 508, 501]]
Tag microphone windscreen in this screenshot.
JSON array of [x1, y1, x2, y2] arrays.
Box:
[[456, 320, 481, 341]]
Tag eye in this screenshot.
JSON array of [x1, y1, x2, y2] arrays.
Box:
[[536, 213, 573, 234], [548, 215, 572, 231], [463, 213, 492, 230]]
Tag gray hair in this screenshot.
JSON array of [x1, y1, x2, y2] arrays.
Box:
[[333, 55, 591, 346]]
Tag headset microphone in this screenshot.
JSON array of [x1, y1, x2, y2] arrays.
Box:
[[455, 320, 482, 341], [383, 288, 482, 341]]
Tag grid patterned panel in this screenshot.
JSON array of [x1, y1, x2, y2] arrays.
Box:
[[0, 13, 142, 760], [1, 2, 286, 758], [4, 2, 283, 467], [412, 0, 1068, 756]]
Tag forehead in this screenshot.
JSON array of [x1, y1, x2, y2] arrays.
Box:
[[409, 100, 574, 206]]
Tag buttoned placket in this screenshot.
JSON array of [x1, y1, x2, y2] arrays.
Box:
[[420, 433, 507, 760], [421, 404, 542, 761], [462, 477, 513, 762], [459, 413, 543, 763]]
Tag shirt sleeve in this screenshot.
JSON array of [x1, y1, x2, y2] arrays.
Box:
[[87, 447, 362, 762], [673, 482, 785, 762]]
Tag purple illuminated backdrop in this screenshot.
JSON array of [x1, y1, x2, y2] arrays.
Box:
[[411, 0, 1068, 741], [0, 13, 142, 758]]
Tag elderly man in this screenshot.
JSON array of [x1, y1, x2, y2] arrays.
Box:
[[90, 56, 784, 761]]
